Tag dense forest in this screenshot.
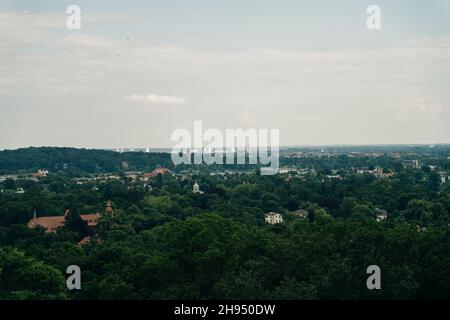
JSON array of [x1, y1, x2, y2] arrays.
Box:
[[0, 147, 449, 299], [1, 145, 449, 174], [0, 147, 174, 174]]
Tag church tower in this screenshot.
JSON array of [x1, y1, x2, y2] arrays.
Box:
[[193, 182, 200, 193], [192, 182, 203, 194]]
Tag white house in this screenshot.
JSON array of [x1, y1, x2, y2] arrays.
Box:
[[375, 208, 387, 222], [402, 160, 419, 169], [265, 212, 283, 224]]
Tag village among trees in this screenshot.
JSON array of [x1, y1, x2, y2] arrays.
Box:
[[0, 146, 449, 299]]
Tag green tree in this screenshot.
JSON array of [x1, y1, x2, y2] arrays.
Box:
[[0, 248, 67, 299]]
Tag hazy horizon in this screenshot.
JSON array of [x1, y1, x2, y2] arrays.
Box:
[[2, 142, 450, 153]]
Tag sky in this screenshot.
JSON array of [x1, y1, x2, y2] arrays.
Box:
[[0, 0, 449, 149]]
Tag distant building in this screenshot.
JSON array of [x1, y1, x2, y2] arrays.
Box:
[[356, 169, 369, 174], [143, 167, 170, 181], [265, 212, 283, 224], [78, 236, 92, 246], [402, 160, 419, 169], [291, 209, 308, 218], [15, 187, 25, 194], [0, 174, 19, 182], [27, 210, 99, 233], [372, 167, 383, 177], [193, 182, 204, 194], [371, 167, 395, 178], [105, 200, 114, 214], [27, 201, 113, 233], [375, 208, 387, 222], [31, 170, 48, 178], [125, 171, 139, 182], [437, 171, 448, 185]]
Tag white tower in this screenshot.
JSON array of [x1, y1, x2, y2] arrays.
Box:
[[193, 182, 200, 193]]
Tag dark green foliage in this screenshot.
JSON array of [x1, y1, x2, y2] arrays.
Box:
[[64, 208, 93, 240], [0, 147, 173, 175]]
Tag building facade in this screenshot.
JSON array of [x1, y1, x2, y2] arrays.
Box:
[[265, 212, 284, 224]]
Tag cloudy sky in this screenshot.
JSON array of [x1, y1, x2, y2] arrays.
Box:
[[0, 0, 449, 149]]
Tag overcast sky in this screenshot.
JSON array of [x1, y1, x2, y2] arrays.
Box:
[[0, 0, 449, 149]]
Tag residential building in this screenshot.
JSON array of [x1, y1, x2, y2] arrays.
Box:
[[143, 167, 170, 181], [402, 160, 419, 169], [15, 187, 25, 194], [265, 212, 284, 224], [31, 169, 48, 178], [291, 209, 309, 218], [375, 208, 387, 222]]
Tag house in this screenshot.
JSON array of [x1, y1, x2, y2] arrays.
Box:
[[27, 201, 113, 233], [265, 212, 283, 224], [402, 160, 419, 169], [375, 208, 387, 222], [291, 209, 308, 218], [15, 188, 25, 194], [124, 171, 139, 182], [142, 167, 170, 181], [31, 170, 48, 178], [326, 174, 342, 180], [372, 167, 383, 177], [371, 167, 395, 178]]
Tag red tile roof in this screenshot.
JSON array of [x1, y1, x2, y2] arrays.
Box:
[[80, 213, 100, 227], [28, 216, 65, 232], [31, 172, 46, 178], [28, 213, 100, 233], [143, 168, 170, 178], [78, 236, 91, 246]]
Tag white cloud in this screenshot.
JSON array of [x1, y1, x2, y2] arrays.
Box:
[[125, 94, 187, 105]]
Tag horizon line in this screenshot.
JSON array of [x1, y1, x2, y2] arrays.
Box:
[[1, 143, 450, 152]]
